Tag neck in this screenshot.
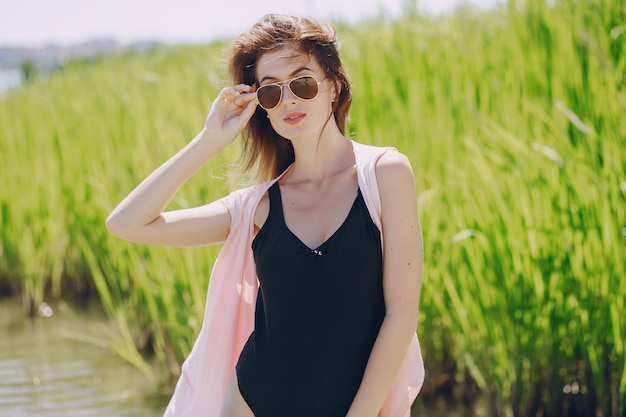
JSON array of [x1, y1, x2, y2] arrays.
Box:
[[287, 126, 354, 185]]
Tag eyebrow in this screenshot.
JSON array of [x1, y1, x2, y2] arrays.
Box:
[[259, 66, 313, 84]]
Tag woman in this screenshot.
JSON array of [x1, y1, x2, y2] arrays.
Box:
[[106, 14, 424, 417]]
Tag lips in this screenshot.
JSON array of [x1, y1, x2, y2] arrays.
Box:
[[283, 112, 306, 125]]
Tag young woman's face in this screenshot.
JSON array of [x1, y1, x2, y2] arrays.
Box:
[[255, 46, 335, 141]]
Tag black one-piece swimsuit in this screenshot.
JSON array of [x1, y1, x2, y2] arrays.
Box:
[[236, 182, 385, 417]]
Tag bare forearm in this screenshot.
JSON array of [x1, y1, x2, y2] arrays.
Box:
[[346, 313, 418, 417], [105, 84, 257, 243], [106, 127, 224, 235]]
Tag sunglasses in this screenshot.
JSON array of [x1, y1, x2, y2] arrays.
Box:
[[256, 75, 322, 110]]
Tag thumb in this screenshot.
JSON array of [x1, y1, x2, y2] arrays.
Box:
[[239, 98, 259, 125]]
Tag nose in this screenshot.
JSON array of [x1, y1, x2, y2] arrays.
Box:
[[280, 83, 297, 105]]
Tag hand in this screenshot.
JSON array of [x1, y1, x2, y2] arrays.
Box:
[[204, 84, 258, 147]]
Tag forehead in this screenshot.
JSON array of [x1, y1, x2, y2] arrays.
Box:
[[256, 46, 320, 81]]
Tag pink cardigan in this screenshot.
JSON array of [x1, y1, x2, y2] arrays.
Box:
[[163, 141, 424, 417]]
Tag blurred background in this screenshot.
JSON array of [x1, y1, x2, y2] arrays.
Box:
[[0, 1, 624, 416], [0, 0, 497, 93]]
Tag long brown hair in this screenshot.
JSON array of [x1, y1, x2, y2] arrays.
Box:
[[228, 14, 352, 183]]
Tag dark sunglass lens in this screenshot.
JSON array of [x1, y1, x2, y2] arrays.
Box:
[[290, 76, 318, 100], [258, 85, 281, 109]]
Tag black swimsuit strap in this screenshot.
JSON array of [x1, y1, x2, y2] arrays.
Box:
[[267, 182, 282, 214]]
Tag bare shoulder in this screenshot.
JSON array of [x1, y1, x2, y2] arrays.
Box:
[[375, 149, 416, 190]]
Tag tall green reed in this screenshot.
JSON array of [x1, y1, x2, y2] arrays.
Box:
[[343, 0, 624, 415], [1, 0, 624, 415], [1, 43, 233, 376]]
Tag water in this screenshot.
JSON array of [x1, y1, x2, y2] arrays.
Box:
[[0, 299, 163, 417], [0, 68, 21, 95]]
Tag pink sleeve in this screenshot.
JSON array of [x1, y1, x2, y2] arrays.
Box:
[[163, 186, 263, 417]]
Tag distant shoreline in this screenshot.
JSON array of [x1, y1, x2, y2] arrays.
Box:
[[0, 39, 162, 95]]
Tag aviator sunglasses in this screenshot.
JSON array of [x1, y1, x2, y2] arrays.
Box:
[[256, 75, 322, 110]]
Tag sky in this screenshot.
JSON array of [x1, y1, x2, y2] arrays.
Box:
[[0, 0, 498, 48]]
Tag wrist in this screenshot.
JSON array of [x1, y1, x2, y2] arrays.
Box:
[[196, 126, 234, 150]]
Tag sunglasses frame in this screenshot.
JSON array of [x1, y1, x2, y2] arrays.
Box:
[[256, 75, 323, 110]]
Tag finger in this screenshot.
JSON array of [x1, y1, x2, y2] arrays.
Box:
[[219, 84, 255, 103], [234, 84, 254, 93], [231, 92, 257, 108], [239, 96, 259, 123], [218, 86, 240, 102], [222, 87, 239, 104], [224, 85, 253, 100]]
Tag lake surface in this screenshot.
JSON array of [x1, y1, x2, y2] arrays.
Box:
[[0, 299, 163, 417], [0, 68, 21, 94]]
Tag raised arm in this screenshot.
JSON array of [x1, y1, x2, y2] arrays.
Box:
[[105, 84, 258, 247]]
